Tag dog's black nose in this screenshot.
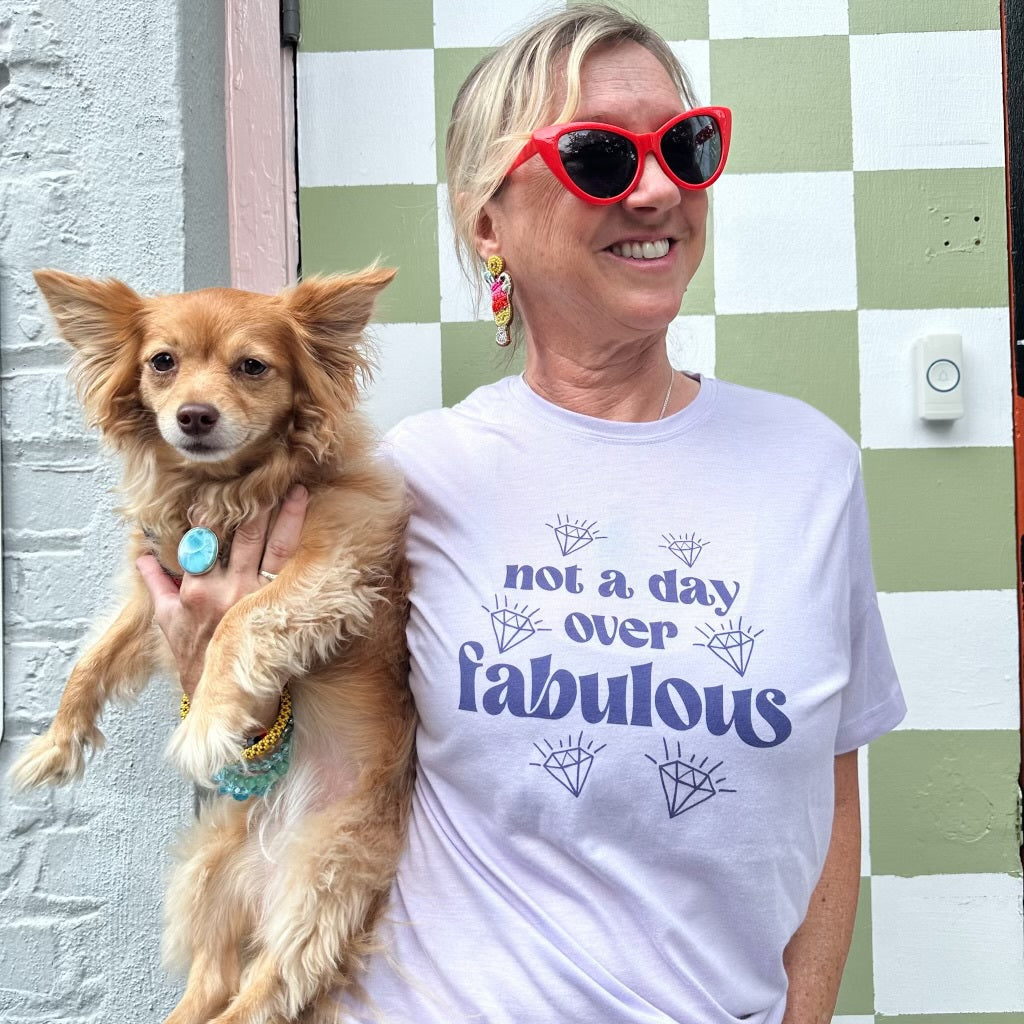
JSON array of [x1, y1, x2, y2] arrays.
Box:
[[176, 403, 220, 436]]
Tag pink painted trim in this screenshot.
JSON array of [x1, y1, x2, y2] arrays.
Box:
[[224, 0, 298, 292]]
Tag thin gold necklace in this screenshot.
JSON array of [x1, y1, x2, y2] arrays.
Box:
[[658, 367, 675, 420]]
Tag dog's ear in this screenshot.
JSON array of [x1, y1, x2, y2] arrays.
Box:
[[34, 269, 144, 352], [283, 267, 396, 461], [33, 269, 150, 442], [285, 267, 396, 383]]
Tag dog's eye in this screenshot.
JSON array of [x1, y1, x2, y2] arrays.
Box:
[[241, 358, 268, 377], [150, 352, 175, 372]]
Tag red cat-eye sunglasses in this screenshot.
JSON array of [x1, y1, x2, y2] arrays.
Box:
[[506, 106, 732, 205]]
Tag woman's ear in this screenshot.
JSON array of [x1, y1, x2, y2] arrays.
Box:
[[473, 205, 501, 261]]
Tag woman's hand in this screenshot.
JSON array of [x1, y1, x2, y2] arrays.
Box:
[[136, 485, 309, 724]]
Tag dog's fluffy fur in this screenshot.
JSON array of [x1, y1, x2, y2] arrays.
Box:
[[10, 268, 416, 1023]]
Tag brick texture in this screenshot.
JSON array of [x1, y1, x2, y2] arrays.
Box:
[[0, 2, 217, 1020]]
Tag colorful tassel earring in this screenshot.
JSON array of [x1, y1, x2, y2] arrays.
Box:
[[484, 255, 514, 347]]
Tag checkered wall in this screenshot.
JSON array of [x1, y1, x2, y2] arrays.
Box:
[[295, 1, 1023, 1018]]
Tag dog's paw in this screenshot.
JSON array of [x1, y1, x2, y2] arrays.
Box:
[[9, 726, 104, 790], [166, 704, 249, 783]]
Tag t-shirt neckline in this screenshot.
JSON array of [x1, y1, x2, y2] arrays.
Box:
[[507, 371, 717, 441]]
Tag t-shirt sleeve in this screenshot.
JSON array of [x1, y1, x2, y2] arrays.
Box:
[[834, 463, 907, 754], [380, 418, 415, 477]]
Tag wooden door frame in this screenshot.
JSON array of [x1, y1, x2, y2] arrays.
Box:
[[224, 0, 298, 292]]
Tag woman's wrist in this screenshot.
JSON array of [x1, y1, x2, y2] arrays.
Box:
[[178, 687, 295, 801], [178, 687, 281, 734], [251, 693, 285, 735]]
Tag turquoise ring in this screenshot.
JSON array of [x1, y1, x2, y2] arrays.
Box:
[[177, 527, 220, 575]]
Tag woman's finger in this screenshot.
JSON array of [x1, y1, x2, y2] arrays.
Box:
[[226, 507, 272, 581], [260, 484, 309, 576]]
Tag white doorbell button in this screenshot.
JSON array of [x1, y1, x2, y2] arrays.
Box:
[[915, 334, 964, 421]]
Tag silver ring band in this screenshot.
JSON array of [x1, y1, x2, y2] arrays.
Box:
[[259, 569, 278, 582]]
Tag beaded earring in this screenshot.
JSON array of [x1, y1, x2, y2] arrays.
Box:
[[483, 255, 514, 347]]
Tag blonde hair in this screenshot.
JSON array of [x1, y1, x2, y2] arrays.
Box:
[[445, 3, 698, 283]]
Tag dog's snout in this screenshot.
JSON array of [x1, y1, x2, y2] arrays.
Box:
[[177, 403, 220, 436]]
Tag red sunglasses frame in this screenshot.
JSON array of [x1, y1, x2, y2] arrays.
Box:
[[506, 106, 733, 205]]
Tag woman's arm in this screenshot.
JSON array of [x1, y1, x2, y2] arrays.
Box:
[[781, 749, 861, 1024], [136, 484, 310, 729]]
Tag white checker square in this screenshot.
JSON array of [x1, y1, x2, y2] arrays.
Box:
[[713, 173, 857, 314], [851, 32, 1004, 170], [362, 323, 442, 433], [878, 590, 1019, 731], [872, 873, 1024, 1013], [437, 184, 489, 324], [709, 0, 848, 38], [667, 315, 715, 378], [297, 51, 436, 187], [669, 40, 711, 108], [858, 308, 1012, 449], [434, 0, 566, 48]]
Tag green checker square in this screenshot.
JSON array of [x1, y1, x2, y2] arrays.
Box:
[[868, 730, 1022, 878], [300, 0, 434, 51], [572, 0, 709, 40], [849, 0, 999, 34], [435, 48, 494, 182], [855, 169, 1009, 310], [714, 312, 859, 441], [300, 185, 440, 324], [441, 322, 526, 406], [835, 881, 874, 1014], [710, 37, 852, 173], [860, 447, 1015, 593]]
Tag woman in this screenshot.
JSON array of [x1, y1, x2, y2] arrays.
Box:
[[140, 6, 905, 1022]]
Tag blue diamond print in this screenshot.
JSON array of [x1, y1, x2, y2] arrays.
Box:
[[542, 746, 594, 797], [660, 760, 716, 817], [706, 630, 755, 676], [490, 607, 536, 653]]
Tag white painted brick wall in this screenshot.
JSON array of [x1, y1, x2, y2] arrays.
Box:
[[0, 2, 226, 1019]]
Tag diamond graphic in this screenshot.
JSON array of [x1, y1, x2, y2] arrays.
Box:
[[532, 733, 606, 797], [660, 532, 707, 567], [492, 607, 534, 651], [544, 747, 594, 796], [547, 515, 606, 556], [646, 741, 736, 818], [484, 597, 550, 654], [660, 761, 716, 816], [694, 618, 763, 677]]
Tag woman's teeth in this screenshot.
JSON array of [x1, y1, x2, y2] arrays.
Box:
[[609, 239, 671, 260]]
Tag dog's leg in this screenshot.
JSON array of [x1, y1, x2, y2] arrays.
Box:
[[167, 555, 383, 781], [10, 583, 158, 788], [207, 792, 402, 1024], [163, 798, 254, 1024]]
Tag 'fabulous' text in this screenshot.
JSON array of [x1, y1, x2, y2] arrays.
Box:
[[457, 642, 791, 748]]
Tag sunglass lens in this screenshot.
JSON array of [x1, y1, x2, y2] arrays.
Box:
[[558, 129, 637, 199], [662, 115, 722, 185]]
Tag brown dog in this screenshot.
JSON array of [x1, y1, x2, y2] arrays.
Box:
[[10, 268, 416, 1023]]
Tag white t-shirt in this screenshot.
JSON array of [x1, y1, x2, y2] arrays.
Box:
[[339, 374, 905, 1024]]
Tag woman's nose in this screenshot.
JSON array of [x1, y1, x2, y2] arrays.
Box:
[[624, 152, 682, 211]]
